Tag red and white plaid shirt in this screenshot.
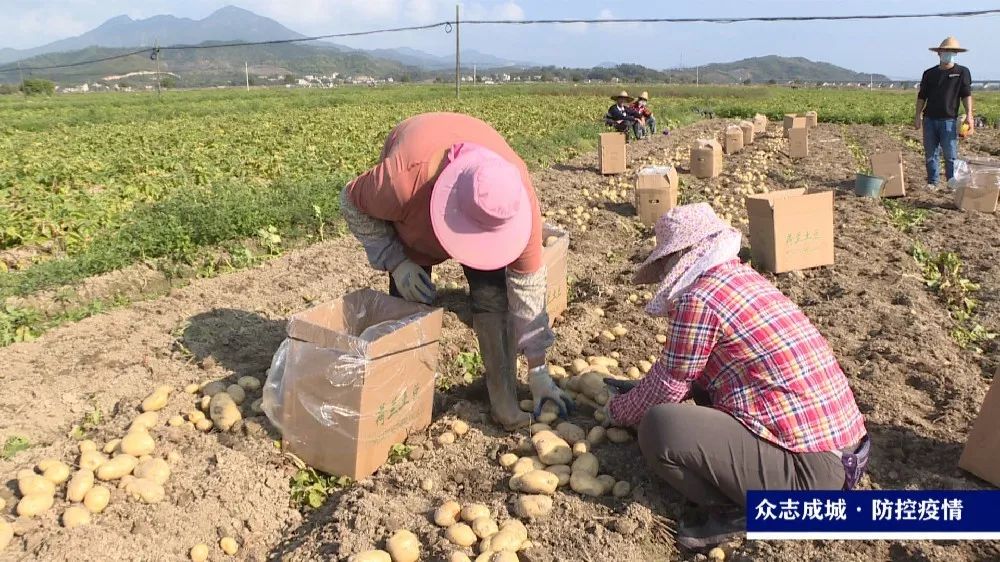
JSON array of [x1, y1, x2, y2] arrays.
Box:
[[609, 260, 866, 453]]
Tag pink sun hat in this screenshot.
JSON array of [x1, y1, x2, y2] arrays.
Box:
[[430, 142, 532, 271]]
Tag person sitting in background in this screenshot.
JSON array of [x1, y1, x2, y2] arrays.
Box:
[[605, 91, 643, 140], [601, 204, 869, 550], [631, 92, 656, 137]]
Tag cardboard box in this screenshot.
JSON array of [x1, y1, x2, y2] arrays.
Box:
[[870, 151, 906, 198], [635, 166, 679, 226], [783, 114, 807, 138], [739, 121, 755, 145], [278, 290, 443, 479], [690, 139, 723, 179], [753, 114, 768, 134], [788, 127, 809, 159], [804, 111, 819, 128], [745, 189, 834, 273], [959, 369, 1000, 487], [724, 126, 745, 155], [954, 169, 1000, 212], [542, 224, 569, 324], [599, 132, 626, 175]]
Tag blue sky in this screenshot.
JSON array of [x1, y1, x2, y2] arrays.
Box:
[[4, 0, 999, 78]]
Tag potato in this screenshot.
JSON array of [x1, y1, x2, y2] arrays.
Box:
[[474, 554, 492, 562], [461, 503, 491, 523], [569, 359, 589, 375], [66, 469, 95, 502], [445, 523, 477, 547], [448, 553, 472, 562], [220, 536, 239, 555], [528, 423, 551, 434], [226, 384, 246, 405], [134, 458, 171, 486], [607, 428, 632, 444], [594, 410, 607, 424], [451, 420, 470, 437], [597, 475, 616, 495], [79, 440, 98, 453], [531, 431, 572, 465], [586, 427, 606, 446], [550, 365, 567, 377], [612, 480, 632, 498], [569, 473, 604, 497], [17, 494, 54, 517], [510, 470, 558, 495], [0, 519, 11, 551], [571, 453, 599, 478], [518, 399, 533, 412], [188, 410, 206, 423], [511, 456, 544, 476], [513, 494, 553, 520], [210, 392, 242, 431], [184, 383, 201, 394], [434, 501, 462, 527], [0, 497, 4, 510], [120, 431, 155, 457], [141, 385, 172, 412], [18, 474, 56, 497], [491, 553, 519, 562], [500, 519, 528, 542], [96, 454, 138, 481], [201, 381, 227, 397], [82, 485, 110, 513], [655, 334, 667, 344], [199, 396, 212, 411], [544, 235, 558, 247], [250, 398, 264, 415], [637, 360, 653, 374], [350, 551, 393, 562], [420, 478, 434, 492], [130, 411, 160, 431], [486, 529, 521, 553], [190, 543, 210, 562], [611, 325, 628, 337], [577, 372, 605, 400], [438, 432, 456, 445], [572, 442, 588, 457], [41, 461, 71, 485], [237, 376, 262, 391], [386, 529, 420, 562], [626, 367, 642, 379], [600, 330, 615, 342], [554, 422, 585, 445], [471, 516, 499, 539], [536, 412, 557, 424], [118, 475, 136, 490], [168, 415, 185, 427], [195, 419, 214, 432], [708, 547, 726, 561], [498, 453, 519, 469], [124, 477, 165, 503], [62, 505, 92, 528], [37, 458, 60, 472]]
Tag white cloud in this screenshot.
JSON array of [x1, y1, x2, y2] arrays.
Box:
[[598, 8, 614, 20]]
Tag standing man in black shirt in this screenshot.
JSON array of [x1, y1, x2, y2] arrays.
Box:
[[915, 36, 973, 189]]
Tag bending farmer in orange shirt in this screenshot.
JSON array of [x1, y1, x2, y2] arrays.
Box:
[[342, 112, 572, 430]]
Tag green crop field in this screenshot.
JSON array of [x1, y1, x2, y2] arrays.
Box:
[[1, 84, 998, 344]]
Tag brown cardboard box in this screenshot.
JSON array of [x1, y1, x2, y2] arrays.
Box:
[[954, 169, 1000, 212], [870, 151, 906, 198], [542, 224, 569, 324], [278, 290, 443, 479], [745, 189, 834, 273], [740, 121, 755, 145], [959, 369, 1000, 486], [599, 132, 626, 175], [804, 111, 819, 128], [690, 139, 723, 179], [753, 114, 768, 134], [635, 166, 679, 226], [788, 127, 809, 159], [783, 114, 807, 138], [724, 126, 744, 155]]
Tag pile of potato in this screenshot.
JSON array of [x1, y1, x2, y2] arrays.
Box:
[[542, 205, 597, 233], [436, 502, 532, 562], [180, 374, 266, 432]]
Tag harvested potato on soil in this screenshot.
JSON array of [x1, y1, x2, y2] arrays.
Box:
[[708, 547, 726, 561], [461, 503, 490, 523], [510, 470, 558, 495], [545, 464, 571, 486], [606, 428, 632, 443], [120, 430, 155, 457], [536, 412, 557, 424], [0, 519, 11, 551], [438, 432, 456, 445], [554, 422, 585, 445], [612, 480, 632, 498], [444, 523, 477, 547], [78, 440, 97, 453], [18, 474, 56, 497], [518, 400, 533, 412], [201, 381, 227, 397], [572, 442, 588, 457], [17, 494, 55, 517], [655, 334, 667, 344], [141, 385, 172, 412], [188, 410, 206, 423], [511, 456, 544, 476], [569, 358, 589, 375], [571, 453, 599, 478], [83, 485, 111, 513], [195, 419, 214, 432], [184, 383, 200, 394], [62, 505, 92, 528], [168, 415, 185, 427], [226, 384, 246, 405], [448, 552, 472, 562], [130, 411, 160, 431], [528, 423, 551, 434], [66, 469, 95, 502], [434, 501, 462, 527], [569, 473, 604, 497], [500, 520, 528, 542], [451, 420, 470, 436], [484, 529, 521, 553], [596, 475, 616, 494], [611, 325, 628, 337], [531, 431, 572, 465], [250, 398, 264, 415], [513, 494, 553, 519], [96, 454, 138, 481], [209, 392, 242, 431], [220, 536, 239, 555], [638, 360, 653, 373], [350, 551, 393, 562], [190, 543, 210, 562], [498, 453, 518, 469], [134, 458, 171, 486], [124, 477, 165, 503], [386, 529, 420, 562], [490, 552, 519, 562], [586, 426, 606, 446], [237, 376, 261, 391], [471, 516, 498, 539], [37, 458, 61, 472]]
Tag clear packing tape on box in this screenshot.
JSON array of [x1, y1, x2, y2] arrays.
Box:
[[261, 300, 438, 442]]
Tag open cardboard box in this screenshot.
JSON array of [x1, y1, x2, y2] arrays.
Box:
[[635, 166, 679, 226], [542, 224, 569, 324], [746, 189, 834, 273], [959, 367, 1000, 487]]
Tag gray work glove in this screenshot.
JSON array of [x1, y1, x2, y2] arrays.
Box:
[[528, 365, 574, 418], [390, 259, 436, 304]]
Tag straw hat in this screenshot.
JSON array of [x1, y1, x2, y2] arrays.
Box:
[[611, 90, 634, 102], [930, 36, 967, 53], [638, 92, 650, 101]]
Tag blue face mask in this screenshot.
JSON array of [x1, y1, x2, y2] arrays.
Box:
[[940, 52, 957, 65]]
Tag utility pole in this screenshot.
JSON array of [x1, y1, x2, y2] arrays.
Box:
[[696, 66, 700, 86], [245, 61, 250, 92], [473, 64, 477, 84], [17, 61, 26, 96], [455, 4, 461, 98], [153, 39, 162, 97]]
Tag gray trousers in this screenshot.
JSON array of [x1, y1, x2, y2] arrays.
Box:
[[637, 404, 846, 508]]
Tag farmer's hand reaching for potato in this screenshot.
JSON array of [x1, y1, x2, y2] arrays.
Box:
[[528, 366, 574, 418]]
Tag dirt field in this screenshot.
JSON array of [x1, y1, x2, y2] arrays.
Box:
[[1, 119, 999, 562]]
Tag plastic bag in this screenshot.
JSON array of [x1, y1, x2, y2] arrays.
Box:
[[949, 160, 971, 191]]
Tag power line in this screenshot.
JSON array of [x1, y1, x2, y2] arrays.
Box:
[[1, 8, 998, 74]]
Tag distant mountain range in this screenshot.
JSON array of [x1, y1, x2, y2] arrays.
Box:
[[0, 6, 890, 85]]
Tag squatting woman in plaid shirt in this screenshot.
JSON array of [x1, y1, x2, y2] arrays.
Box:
[[602, 203, 869, 549]]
